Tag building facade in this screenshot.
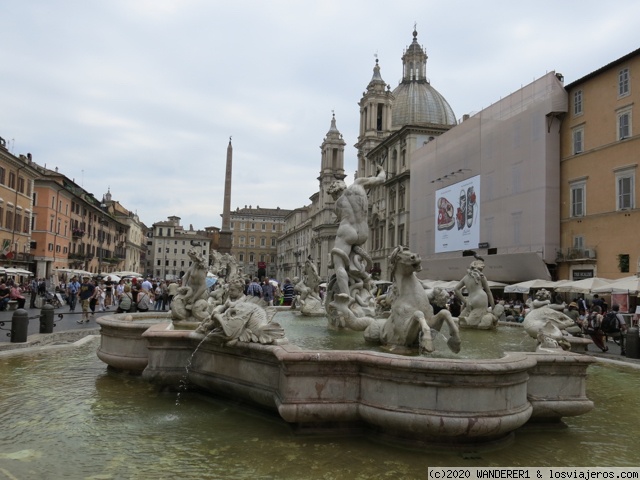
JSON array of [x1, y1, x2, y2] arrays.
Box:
[[148, 216, 211, 280], [0, 145, 39, 270], [410, 72, 567, 282], [230, 206, 290, 280], [355, 28, 457, 279], [559, 48, 640, 280]]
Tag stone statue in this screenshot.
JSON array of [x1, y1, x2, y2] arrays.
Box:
[[295, 258, 325, 316], [171, 248, 209, 323], [195, 275, 286, 346], [330, 246, 462, 354], [453, 257, 502, 329], [325, 166, 385, 325], [522, 288, 577, 350]]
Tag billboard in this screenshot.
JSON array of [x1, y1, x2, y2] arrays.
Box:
[[435, 175, 480, 253]]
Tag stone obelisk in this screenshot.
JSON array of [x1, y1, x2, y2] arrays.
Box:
[[218, 137, 233, 254]]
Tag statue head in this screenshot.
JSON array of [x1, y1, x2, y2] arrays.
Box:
[[328, 180, 347, 200]]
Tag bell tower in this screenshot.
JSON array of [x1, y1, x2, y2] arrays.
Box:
[[355, 58, 393, 179]]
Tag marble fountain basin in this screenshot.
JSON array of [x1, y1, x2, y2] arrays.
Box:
[[96, 311, 594, 447]]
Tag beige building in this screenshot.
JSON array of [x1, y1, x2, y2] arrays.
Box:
[[230, 206, 290, 280], [559, 48, 640, 280]]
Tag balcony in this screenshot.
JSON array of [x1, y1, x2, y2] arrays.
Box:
[[72, 229, 85, 238], [556, 247, 597, 263]]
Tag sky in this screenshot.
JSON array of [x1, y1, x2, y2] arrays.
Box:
[[2, 0, 640, 231]]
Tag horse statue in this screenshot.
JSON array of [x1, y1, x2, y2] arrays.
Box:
[[329, 245, 461, 354]]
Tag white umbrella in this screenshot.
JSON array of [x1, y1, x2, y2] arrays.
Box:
[[504, 279, 562, 294], [555, 277, 614, 294], [100, 274, 121, 283], [592, 276, 640, 294]]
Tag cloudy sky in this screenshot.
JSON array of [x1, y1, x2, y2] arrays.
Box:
[[2, 1, 640, 230]]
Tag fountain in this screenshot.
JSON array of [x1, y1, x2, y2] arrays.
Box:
[[93, 168, 596, 448]]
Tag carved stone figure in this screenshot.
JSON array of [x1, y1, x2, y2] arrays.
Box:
[[330, 246, 462, 354], [195, 275, 286, 346], [453, 258, 501, 329], [325, 166, 385, 326], [171, 248, 209, 323], [295, 259, 325, 316], [522, 288, 575, 350]]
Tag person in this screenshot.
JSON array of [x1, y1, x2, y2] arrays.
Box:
[[78, 276, 95, 323], [282, 278, 295, 306], [0, 283, 10, 310], [449, 293, 462, 317], [605, 304, 628, 355], [141, 276, 153, 293], [117, 284, 134, 313], [328, 165, 386, 297], [10, 284, 26, 309], [167, 280, 179, 307], [136, 288, 152, 312], [91, 281, 105, 313], [154, 283, 164, 310], [247, 277, 262, 298], [261, 277, 274, 306], [30, 277, 39, 308], [104, 276, 114, 309], [586, 305, 607, 352], [67, 276, 80, 312]]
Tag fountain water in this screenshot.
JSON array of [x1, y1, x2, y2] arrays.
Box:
[[1, 337, 639, 479]]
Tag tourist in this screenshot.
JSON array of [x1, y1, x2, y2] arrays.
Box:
[[78, 276, 95, 323], [261, 277, 274, 306], [247, 277, 262, 298], [136, 288, 152, 312], [167, 280, 179, 307], [10, 283, 26, 309], [154, 283, 164, 310], [606, 304, 628, 355], [104, 276, 114, 309], [328, 165, 386, 298], [586, 305, 607, 352], [29, 277, 39, 308], [117, 284, 134, 313], [282, 278, 295, 306], [0, 283, 10, 311], [67, 276, 80, 312]]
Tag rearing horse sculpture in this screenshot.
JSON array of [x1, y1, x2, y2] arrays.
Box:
[[330, 245, 462, 353]]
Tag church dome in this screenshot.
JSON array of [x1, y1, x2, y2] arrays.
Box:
[[391, 29, 457, 128]]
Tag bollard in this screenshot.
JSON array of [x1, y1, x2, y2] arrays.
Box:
[[40, 303, 55, 334], [10, 308, 29, 343], [625, 327, 640, 359]]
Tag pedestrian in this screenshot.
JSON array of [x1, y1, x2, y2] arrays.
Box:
[[603, 304, 628, 355], [586, 305, 607, 352], [154, 283, 163, 310], [282, 278, 295, 306], [30, 277, 39, 308], [10, 284, 26, 309], [78, 276, 95, 323], [67, 276, 80, 312], [261, 277, 274, 306], [104, 276, 114, 309], [247, 277, 262, 298], [117, 284, 134, 313], [136, 288, 152, 312], [0, 283, 9, 311]]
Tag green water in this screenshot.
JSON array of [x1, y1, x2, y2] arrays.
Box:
[[1, 324, 639, 478]]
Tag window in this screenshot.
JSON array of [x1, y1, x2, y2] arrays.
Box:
[[616, 169, 635, 210], [572, 126, 584, 154], [0, 167, 4, 185], [260, 237, 266, 247], [5, 210, 13, 230], [17, 177, 25, 194], [239, 253, 244, 262], [397, 224, 405, 246], [239, 236, 245, 246], [261, 223, 266, 231], [398, 186, 406, 212], [271, 238, 276, 247], [573, 89, 583, 116], [570, 181, 585, 217], [619, 68, 630, 97], [389, 188, 396, 212], [618, 108, 631, 140], [8, 172, 15, 189], [249, 253, 254, 263], [250, 236, 255, 246]]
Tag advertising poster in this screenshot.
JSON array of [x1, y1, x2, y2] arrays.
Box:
[[435, 175, 480, 253]]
